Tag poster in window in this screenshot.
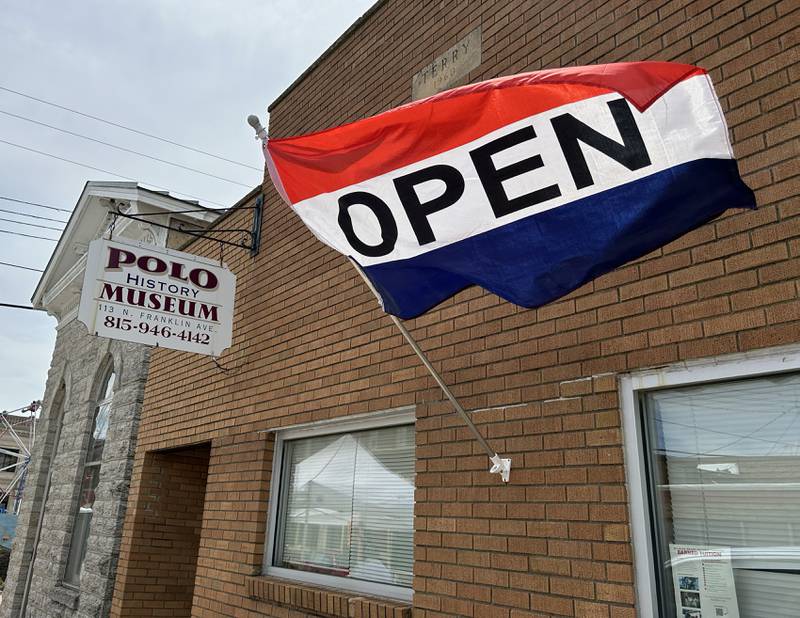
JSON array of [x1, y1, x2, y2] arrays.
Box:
[[669, 544, 740, 618]]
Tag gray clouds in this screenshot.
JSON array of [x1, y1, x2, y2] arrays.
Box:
[[0, 0, 375, 409]]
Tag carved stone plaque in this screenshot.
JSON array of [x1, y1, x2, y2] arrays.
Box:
[[412, 26, 481, 101]]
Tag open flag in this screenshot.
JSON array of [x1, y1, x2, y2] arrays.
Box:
[[264, 61, 755, 319]]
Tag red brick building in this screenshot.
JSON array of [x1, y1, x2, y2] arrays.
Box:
[[110, 1, 799, 616]]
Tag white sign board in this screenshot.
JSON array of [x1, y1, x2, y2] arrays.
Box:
[[669, 544, 740, 618], [78, 238, 236, 356]]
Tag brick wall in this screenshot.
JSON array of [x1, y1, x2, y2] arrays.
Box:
[[112, 1, 799, 617], [112, 444, 211, 616]]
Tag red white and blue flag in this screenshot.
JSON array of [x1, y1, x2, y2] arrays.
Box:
[[264, 62, 755, 319]]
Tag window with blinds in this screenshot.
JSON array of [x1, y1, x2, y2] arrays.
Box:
[[272, 423, 415, 593], [642, 372, 800, 617]]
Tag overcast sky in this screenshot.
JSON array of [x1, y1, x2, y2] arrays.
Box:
[[0, 0, 375, 412]]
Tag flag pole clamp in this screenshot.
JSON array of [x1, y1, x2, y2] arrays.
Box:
[[490, 454, 512, 483]]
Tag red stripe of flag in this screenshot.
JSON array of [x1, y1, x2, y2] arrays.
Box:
[[267, 61, 706, 204]]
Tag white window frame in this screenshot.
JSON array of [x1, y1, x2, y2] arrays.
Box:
[[620, 343, 800, 617], [263, 406, 415, 602]]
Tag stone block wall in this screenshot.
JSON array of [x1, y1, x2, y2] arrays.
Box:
[[2, 317, 150, 618]]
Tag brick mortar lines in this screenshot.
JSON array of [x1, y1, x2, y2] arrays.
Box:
[[111, 1, 799, 616]]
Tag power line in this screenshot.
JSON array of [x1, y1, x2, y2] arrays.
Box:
[[0, 216, 63, 232], [0, 84, 262, 171], [0, 207, 67, 224], [0, 260, 44, 273], [0, 228, 57, 242], [0, 195, 72, 214], [0, 108, 252, 188], [0, 303, 46, 312], [0, 139, 228, 208]]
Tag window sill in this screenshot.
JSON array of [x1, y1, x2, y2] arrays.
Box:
[[246, 575, 411, 618], [50, 585, 79, 610]]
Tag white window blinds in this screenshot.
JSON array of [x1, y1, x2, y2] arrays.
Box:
[[274, 423, 414, 588], [644, 372, 800, 617]]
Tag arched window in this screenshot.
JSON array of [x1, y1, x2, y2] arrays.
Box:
[[63, 367, 115, 588]]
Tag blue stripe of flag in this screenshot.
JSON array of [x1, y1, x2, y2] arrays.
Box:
[[363, 158, 756, 319]]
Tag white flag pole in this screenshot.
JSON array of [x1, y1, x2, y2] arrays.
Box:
[[349, 259, 511, 483], [249, 115, 510, 482]]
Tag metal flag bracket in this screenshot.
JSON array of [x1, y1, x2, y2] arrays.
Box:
[[490, 454, 512, 483]]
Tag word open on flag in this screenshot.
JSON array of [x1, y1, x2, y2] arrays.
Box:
[[265, 62, 755, 319]]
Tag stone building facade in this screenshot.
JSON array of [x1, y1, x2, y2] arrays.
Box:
[[111, 2, 798, 617], [1, 182, 219, 617]]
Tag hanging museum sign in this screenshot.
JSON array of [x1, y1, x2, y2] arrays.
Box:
[[78, 238, 236, 356]]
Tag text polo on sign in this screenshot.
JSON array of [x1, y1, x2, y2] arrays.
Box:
[[78, 238, 236, 356]]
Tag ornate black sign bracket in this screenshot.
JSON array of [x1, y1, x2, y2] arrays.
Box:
[[110, 195, 263, 256]]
